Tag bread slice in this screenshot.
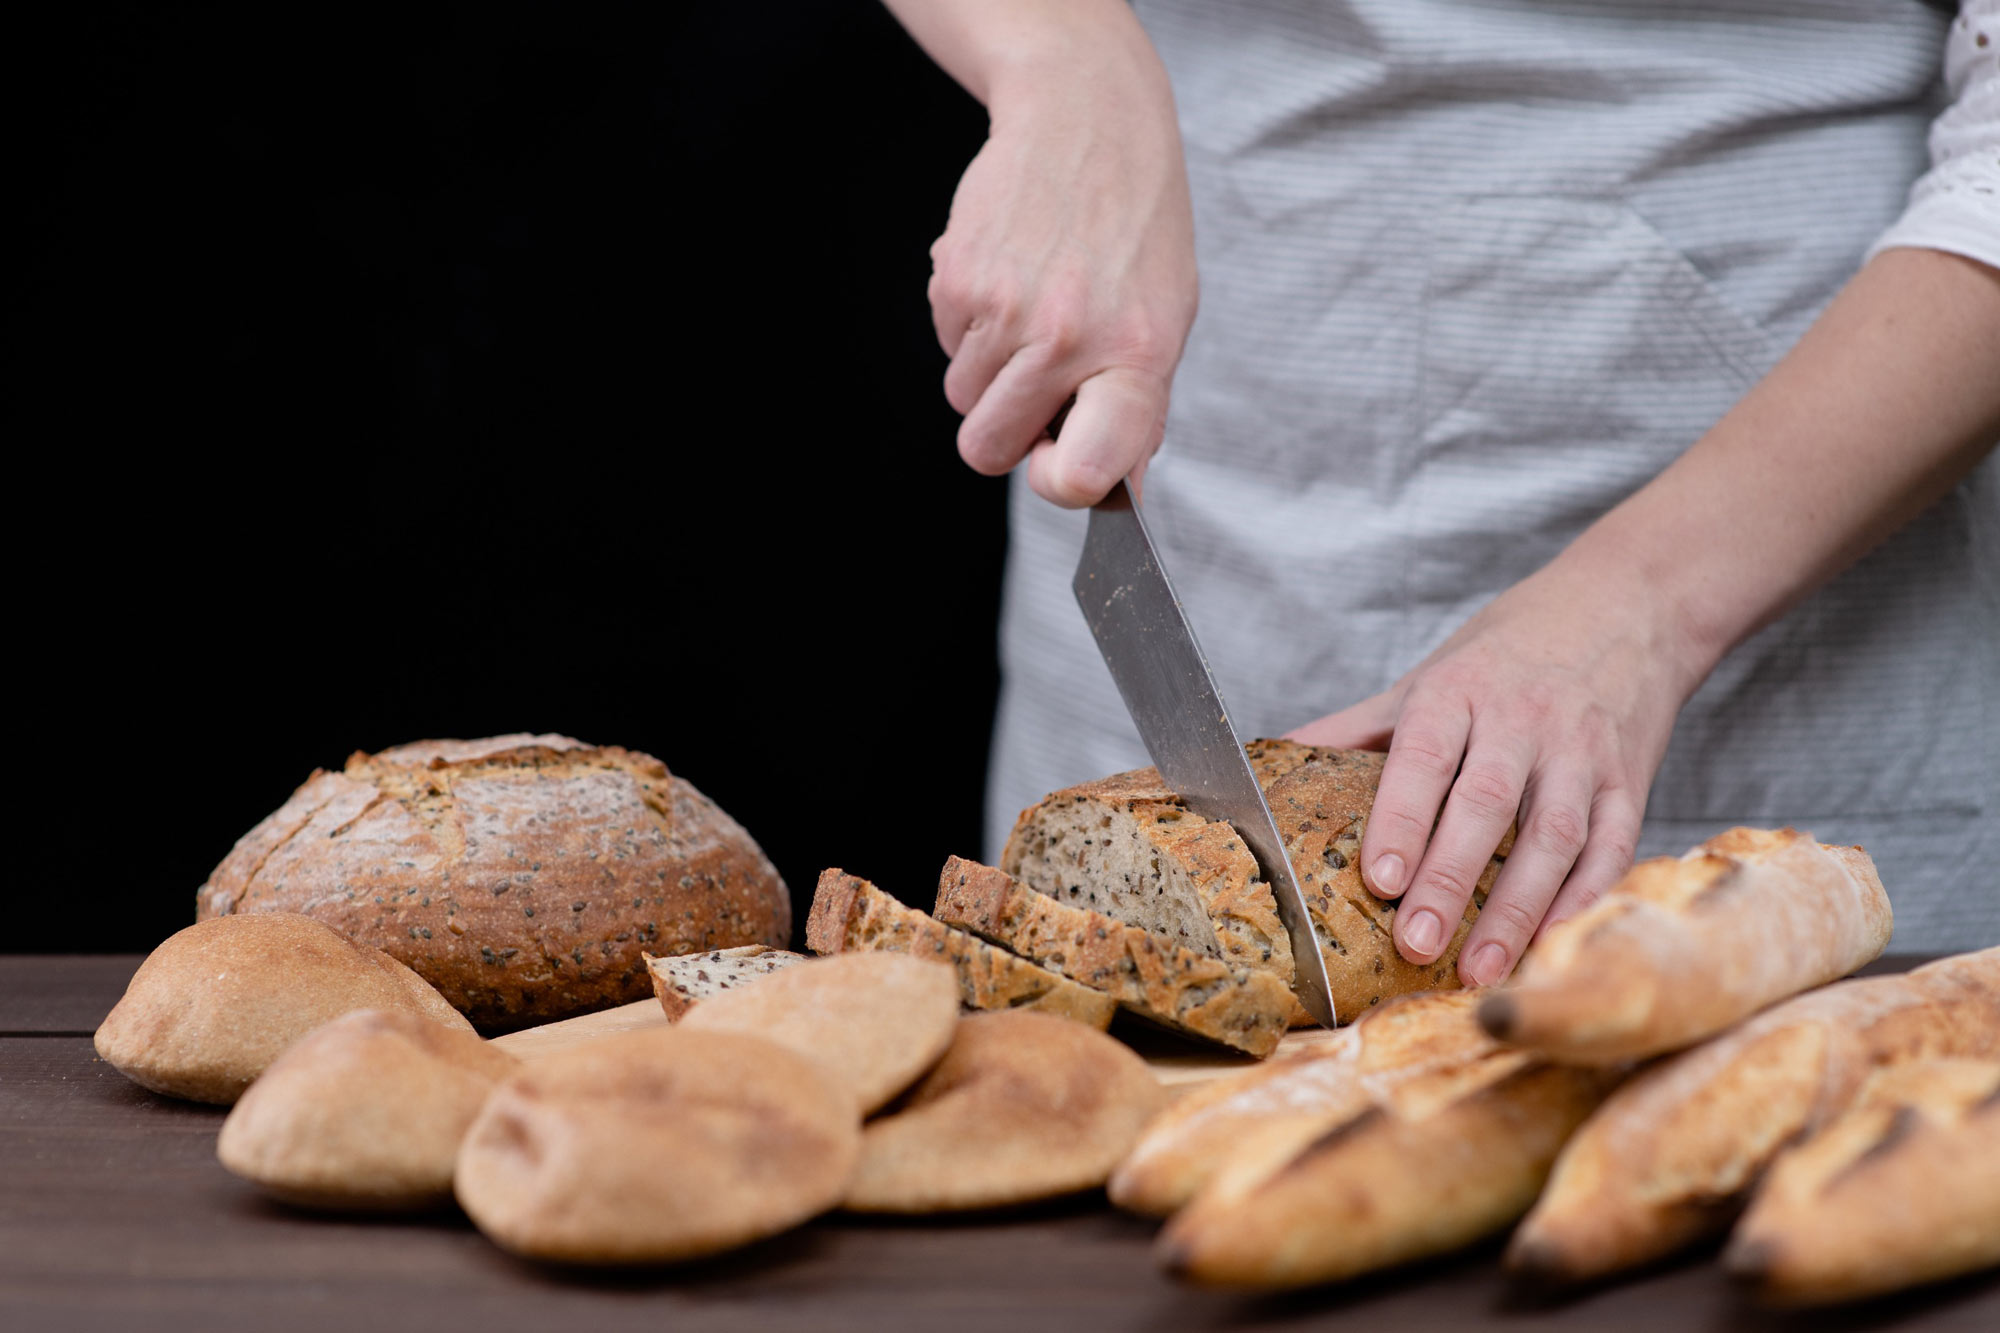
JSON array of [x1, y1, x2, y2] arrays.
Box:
[[645, 945, 807, 1021], [1157, 1058, 1620, 1288], [1725, 1058, 2000, 1305], [845, 1010, 1166, 1213], [805, 869, 1117, 1030], [1507, 948, 2000, 1285], [217, 1008, 518, 1210], [934, 857, 1291, 1057], [1002, 740, 1506, 1025], [454, 1025, 858, 1265], [1109, 989, 1509, 1216], [94, 913, 474, 1104], [678, 952, 959, 1114], [1479, 827, 1892, 1064]]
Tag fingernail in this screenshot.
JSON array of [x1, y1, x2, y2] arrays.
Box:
[[1403, 909, 1442, 958], [1370, 854, 1404, 898], [1466, 942, 1509, 987]]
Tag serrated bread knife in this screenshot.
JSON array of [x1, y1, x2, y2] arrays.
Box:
[[1073, 479, 1338, 1028]]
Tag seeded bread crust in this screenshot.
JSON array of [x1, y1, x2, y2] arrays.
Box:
[[935, 858, 1289, 1058], [645, 946, 808, 1021], [196, 734, 789, 1032], [805, 869, 1117, 1030]]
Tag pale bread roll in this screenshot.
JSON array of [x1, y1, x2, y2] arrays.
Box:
[[678, 951, 959, 1113], [1508, 948, 2000, 1285], [1726, 1058, 2000, 1306], [1158, 1060, 1621, 1288], [1478, 828, 1891, 1064], [1110, 989, 1503, 1217], [454, 1026, 859, 1264], [216, 1008, 517, 1209], [845, 1009, 1166, 1213], [94, 914, 473, 1104]]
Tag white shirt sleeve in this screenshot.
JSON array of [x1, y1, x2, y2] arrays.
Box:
[[1867, 0, 2000, 269]]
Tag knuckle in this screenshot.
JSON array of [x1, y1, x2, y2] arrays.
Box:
[[1408, 862, 1477, 911], [1529, 804, 1588, 862], [1479, 892, 1544, 944], [1390, 732, 1461, 782], [1453, 762, 1520, 819]]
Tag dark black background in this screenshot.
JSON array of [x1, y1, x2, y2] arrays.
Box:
[[14, 4, 1002, 952]]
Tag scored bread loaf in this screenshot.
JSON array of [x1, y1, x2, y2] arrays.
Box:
[[805, 869, 1117, 1030], [845, 1009, 1166, 1213], [1480, 827, 1892, 1064], [646, 945, 807, 1021], [677, 952, 960, 1114], [94, 914, 473, 1104], [1109, 989, 1509, 1217], [1507, 948, 2000, 1285], [197, 734, 789, 1031], [934, 857, 1290, 1058], [1725, 1058, 2000, 1306], [1003, 740, 1506, 1025]]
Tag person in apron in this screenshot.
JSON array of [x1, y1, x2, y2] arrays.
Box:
[[884, 0, 2000, 968]]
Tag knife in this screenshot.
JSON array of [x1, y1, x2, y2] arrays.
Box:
[[1072, 479, 1339, 1028]]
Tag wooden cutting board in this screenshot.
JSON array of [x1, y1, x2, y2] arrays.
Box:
[[491, 998, 1349, 1086]]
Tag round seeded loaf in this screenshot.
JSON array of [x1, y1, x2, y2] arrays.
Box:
[[196, 734, 789, 1031]]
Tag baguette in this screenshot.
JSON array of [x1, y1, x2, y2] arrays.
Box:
[[805, 869, 1117, 1029], [1725, 1058, 2000, 1306], [1507, 948, 2000, 1285], [1479, 827, 1891, 1063], [645, 945, 807, 1021], [934, 857, 1289, 1058]]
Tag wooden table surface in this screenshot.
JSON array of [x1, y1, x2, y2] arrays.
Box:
[[4, 954, 1994, 1333]]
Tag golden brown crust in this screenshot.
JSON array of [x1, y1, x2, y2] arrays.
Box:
[[844, 1010, 1166, 1213], [196, 736, 789, 1032], [805, 869, 1118, 1029], [93, 913, 473, 1104], [216, 1008, 517, 1209], [935, 858, 1289, 1058], [1481, 828, 1893, 1064]]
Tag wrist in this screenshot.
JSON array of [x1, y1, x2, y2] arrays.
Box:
[[982, 5, 1174, 124], [1539, 526, 1724, 706]]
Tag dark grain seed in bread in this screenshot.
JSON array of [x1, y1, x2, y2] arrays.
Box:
[[196, 734, 789, 1032], [805, 869, 1117, 1029], [645, 945, 807, 1021], [93, 913, 474, 1104]]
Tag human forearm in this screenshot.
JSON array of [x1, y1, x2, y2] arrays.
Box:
[[878, 0, 1167, 113]]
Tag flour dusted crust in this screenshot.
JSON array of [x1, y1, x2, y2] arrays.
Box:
[[1725, 1058, 2000, 1305], [805, 869, 1117, 1029], [934, 858, 1290, 1058], [1003, 741, 1505, 1027], [1480, 827, 1893, 1064], [196, 734, 789, 1031], [1507, 948, 2000, 1284]]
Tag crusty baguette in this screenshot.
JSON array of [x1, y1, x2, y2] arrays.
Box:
[[845, 1010, 1166, 1213], [1725, 1058, 2000, 1306], [1109, 989, 1508, 1216], [1158, 1059, 1620, 1288], [805, 869, 1117, 1029], [1479, 827, 1891, 1063], [1507, 948, 2000, 1285], [934, 858, 1289, 1058], [645, 945, 807, 1021], [1003, 740, 1507, 1026]]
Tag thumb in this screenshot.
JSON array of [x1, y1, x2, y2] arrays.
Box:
[[1025, 367, 1167, 508], [1285, 691, 1398, 751]]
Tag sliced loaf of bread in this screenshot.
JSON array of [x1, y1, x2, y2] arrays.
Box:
[[645, 945, 807, 1021], [805, 869, 1117, 1030], [933, 857, 1290, 1058]]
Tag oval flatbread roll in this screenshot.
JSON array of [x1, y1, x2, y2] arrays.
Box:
[[94, 913, 473, 1104], [454, 1025, 859, 1265], [678, 951, 960, 1113], [217, 1008, 517, 1209], [845, 1009, 1166, 1213]]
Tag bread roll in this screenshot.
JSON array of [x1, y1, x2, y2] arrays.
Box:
[[1508, 948, 2000, 1285], [454, 1026, 858, 1264], [845, 1010, 1166, 1213], [197, 734, 788, 1031], [646, 945, 807, 1020], [94, 913, 473, 1104], [678, 952, 959, 1114], [1479, 827, 1891, 1063], [1725, 1058, 2000, 1306], [216, 1008, 517, 1209]]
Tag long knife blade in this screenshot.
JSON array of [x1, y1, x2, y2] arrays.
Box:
[[1073, 480, 1338, 1028]]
